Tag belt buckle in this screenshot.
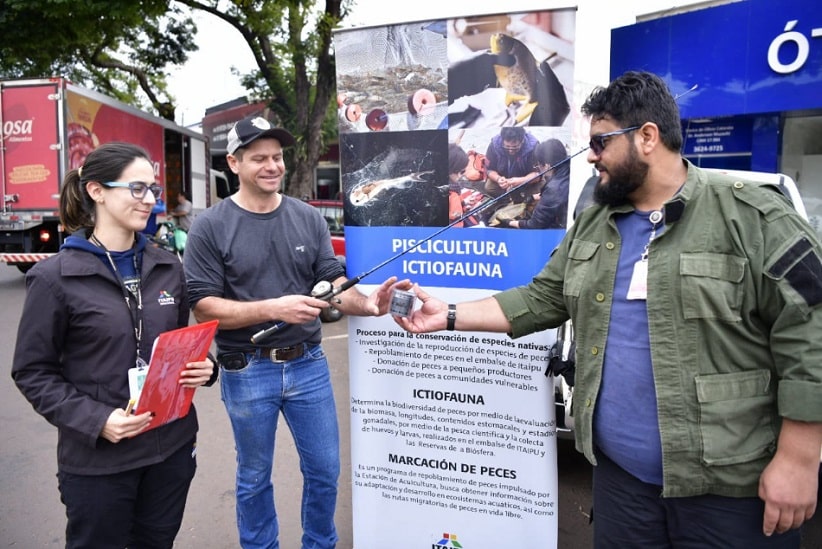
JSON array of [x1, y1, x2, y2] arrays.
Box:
[[270, 346, 295, 363]]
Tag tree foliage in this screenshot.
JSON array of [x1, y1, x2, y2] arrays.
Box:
[[0, 0, 197, 120], [0, 0, 353, 197], [177, 0, 351, 199]]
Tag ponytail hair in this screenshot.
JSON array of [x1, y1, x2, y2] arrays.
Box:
[[59, 142, 152, 234]]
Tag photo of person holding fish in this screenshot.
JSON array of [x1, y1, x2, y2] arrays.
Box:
[[445, 126, 571, 228], [496, 138, 571, 229], [483, 126, 540, 199]]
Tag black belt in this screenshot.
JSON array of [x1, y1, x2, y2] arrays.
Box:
[[253, 344, 305, 363], [218, 343, 308, 370]]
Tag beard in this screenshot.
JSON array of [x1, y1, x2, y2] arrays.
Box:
[[593, 144, 649, 207]]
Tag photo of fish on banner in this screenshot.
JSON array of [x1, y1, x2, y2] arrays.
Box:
[[340, 147, 449, 228], [334, 20, 449, 133], [446, 10, 575, 128]]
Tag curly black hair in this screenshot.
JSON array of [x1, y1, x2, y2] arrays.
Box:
[[581, 71, 683, 152]]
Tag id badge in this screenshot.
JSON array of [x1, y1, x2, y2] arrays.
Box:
[[626, 259, 648, 300], [127, 359, 149, 406]]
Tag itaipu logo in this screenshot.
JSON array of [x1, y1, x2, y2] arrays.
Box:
[[433, 533, 463, 548], [157, 290, 176, 306]]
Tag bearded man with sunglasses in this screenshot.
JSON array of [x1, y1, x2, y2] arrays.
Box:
[[395, 70, 822, 547]]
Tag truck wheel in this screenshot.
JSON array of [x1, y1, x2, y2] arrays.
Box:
[[16, 263, 34, 274]]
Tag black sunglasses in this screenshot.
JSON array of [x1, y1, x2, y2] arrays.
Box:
[[589, 126, 641, 155], [101, 181, 164, 200]]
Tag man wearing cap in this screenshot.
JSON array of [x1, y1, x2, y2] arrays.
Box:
[[183, 115, 408, 548]]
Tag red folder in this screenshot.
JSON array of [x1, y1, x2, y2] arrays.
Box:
[[136, 320, 219, 431]]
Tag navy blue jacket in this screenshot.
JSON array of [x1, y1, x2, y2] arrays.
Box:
[[12, 236, 199, 475]]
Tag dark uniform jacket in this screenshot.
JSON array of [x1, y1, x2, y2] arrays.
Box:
[[12, 237, 199, 475]]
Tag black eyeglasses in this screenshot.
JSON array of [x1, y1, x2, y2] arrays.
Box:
[[589, 126, 641, 155], [101, 181, 163, 200]]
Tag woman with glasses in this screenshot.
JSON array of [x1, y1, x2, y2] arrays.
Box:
[[11, 142, 215, 548]]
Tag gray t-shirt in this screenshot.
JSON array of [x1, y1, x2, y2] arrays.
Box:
[[184, 195, 345, 352]]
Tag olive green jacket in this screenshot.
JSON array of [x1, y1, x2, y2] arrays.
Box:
[[495, 161, 822, 497]]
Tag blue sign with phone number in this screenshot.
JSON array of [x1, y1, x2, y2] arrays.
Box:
[[682, 117, 753, 156]]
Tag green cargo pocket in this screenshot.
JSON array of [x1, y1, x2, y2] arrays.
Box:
[[695, 370, 775, 466], [680, 252, 747, 321], [564, 239, 599, 297]]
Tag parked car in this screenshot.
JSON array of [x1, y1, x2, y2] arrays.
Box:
[[309, 199, 346, 322]]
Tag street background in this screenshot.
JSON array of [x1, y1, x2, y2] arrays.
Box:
[[0, 264, 594, 547]]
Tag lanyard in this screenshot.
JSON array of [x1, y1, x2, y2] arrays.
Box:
[[90, 234, 145, 368], [640, 210, 664, 261]]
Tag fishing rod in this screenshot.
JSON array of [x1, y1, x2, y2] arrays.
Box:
[[340, 82, 699, 285], [252, 82, 703, 343], [251, 144, 590, 344]]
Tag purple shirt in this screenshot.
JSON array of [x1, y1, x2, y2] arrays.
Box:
[[594, 209, 664, 485]]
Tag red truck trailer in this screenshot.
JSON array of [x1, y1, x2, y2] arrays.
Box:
[[0, 77, 211, 272]]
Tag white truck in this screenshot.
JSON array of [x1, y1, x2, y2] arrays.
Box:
[[0, 77, 212, 272]]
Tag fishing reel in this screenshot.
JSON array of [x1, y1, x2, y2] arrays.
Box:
[[310, 280, 342, 304], [251, 279, 350, 344]]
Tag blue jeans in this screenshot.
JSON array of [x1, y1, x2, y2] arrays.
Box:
[[220, 344, 339, 549]]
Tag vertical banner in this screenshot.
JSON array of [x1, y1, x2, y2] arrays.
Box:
[[335, 9, 576, 547]]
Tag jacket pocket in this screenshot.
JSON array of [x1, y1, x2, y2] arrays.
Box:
[[695, 370, 776, 466], [564, 239, 599, 297], [680, 252, 747, 321]]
